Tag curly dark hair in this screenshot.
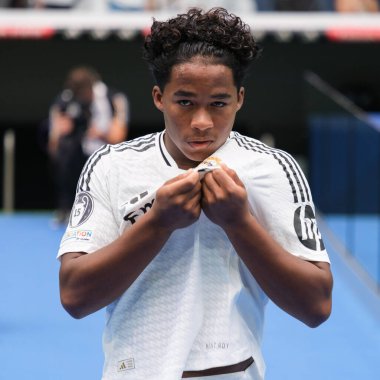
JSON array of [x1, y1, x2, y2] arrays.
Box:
[[143, 7, 261, 90]]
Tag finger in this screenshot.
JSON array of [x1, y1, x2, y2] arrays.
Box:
[[190, 187, 202, 206], [185, 179, 202, 199], [165, 169, 196, 185], [207, 169, 236, 190], [166, 170, 200, 195], [203, 170, 222, 191], [202, 173, 223, 201], [201, 178, 213, 200], [221, 165, 245, 187], [200, 182, 213, 209], [217, 167, 244, 187], [181, 187, 202, 217], [229, 169, 244, 186]]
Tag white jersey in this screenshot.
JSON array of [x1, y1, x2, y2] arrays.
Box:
[[58, 131, 329, 380]]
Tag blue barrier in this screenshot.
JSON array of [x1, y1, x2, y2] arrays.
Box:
[[306, 72, 380, 289], [309, 115, 380, 214]]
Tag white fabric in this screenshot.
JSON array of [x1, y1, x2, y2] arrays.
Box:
[[82, 81, 129, 156], [57, 131, 329, 380]]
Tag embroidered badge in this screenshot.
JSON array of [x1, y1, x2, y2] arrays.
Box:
[[196, 156, 223, 178], [70, 191, 94, 227]]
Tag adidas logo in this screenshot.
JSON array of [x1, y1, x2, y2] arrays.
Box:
[[118, 358, 135, 372]]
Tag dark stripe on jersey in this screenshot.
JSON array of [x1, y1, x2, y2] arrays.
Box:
[[79, 144, 111, 192], [77, 144, 110, 193], [247, 136, 311, 203], [233, 134, 298, 202], [114, 134, 156, 152], [115, 142, 156, 153], [276, 149, 310, 203], [78, 134, 157, 192], [232, 132, 310, 204], [159, 132, 171, 167]]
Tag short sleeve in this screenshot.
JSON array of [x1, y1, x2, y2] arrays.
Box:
[[57, 146, 119, 259], [247, 151, 330, 263]]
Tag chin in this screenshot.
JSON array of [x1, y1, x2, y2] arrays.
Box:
[[186, 152, 210, 164]]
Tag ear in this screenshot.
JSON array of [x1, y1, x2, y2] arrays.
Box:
[[236, 87, 245, 111], [152, 85, 164, 112]]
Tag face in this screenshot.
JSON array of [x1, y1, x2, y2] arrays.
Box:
[[152, 57, 244, 169], [75, 86, 94, 106]]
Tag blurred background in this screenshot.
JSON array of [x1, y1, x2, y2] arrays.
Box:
[[1, 1, 380, 379]]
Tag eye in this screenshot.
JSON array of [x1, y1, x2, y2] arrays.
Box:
[[211, 101, 227, 108], [177, 100, 192, 106]]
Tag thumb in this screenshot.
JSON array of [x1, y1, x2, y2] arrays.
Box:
[[165, 168, 196, 185], [220, 163, 245, 187]]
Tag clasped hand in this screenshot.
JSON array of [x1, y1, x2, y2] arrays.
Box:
[[152, 164, 250, 231]]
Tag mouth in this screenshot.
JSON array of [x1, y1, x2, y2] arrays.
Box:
[[187, 139, 213, 150]]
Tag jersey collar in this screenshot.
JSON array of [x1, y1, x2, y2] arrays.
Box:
[[158, 131, 233, 169]]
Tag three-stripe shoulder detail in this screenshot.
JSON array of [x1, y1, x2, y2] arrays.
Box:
[[78, 134, 157, 192], [113, 133, 156, 153], [231, 132, 311, 204]]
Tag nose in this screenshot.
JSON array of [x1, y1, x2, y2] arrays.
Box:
[[191, 108, 213, 131]]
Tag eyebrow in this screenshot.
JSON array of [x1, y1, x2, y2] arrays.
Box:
[[173, 90, 232, 99]]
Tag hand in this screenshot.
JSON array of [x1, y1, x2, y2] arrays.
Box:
[[151, 169, 202, 231], [56, 114, 74, 136], [86, 124, 107, 141], [201, 164, 250, 230], [48, 112, 74, 155]]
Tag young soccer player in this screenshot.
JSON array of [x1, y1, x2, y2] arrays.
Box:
[[58, 7, 333, 380]]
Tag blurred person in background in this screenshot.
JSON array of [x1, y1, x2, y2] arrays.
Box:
[[334, 0, 379, 12], [48, 66, 129, 224]]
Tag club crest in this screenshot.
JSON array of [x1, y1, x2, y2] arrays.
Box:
[[70, 191, 94, 227]]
